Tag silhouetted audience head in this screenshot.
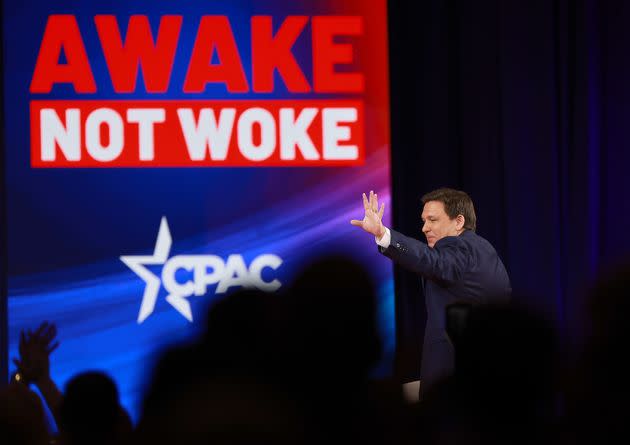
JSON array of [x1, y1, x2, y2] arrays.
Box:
[[418, 301, 558, 445], [454, 303, 556, 415], [288, 255, 382, 378], [59, 371, 131, 445], [281, 256, 387, 443], [140, 289, 289, 417], [137, 288, 305, 445], [201, 289, 290, 378]]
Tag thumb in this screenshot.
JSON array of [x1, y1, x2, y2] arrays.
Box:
[[350, 219, 363, 226]]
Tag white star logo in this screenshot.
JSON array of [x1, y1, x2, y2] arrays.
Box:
[[120, 216, 193, 323]]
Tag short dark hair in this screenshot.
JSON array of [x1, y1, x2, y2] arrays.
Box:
[[421, 188, 477, 232]]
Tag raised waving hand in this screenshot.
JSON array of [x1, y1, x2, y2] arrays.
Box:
[[350, 190, 386, 238]]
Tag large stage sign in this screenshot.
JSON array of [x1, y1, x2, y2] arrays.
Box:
[[4, 0, 392, 420]]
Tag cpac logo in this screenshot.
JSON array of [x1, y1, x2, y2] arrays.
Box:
[[120, 217, 282, 323]]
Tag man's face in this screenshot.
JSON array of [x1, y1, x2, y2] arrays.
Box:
[[421, 200, 462, 248]]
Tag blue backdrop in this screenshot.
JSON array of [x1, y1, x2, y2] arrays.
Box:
[[3, 0, 394, 422]]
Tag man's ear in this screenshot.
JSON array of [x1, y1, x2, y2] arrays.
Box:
[[456, 214, 465, 230]]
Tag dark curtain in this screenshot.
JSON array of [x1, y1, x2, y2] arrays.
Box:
[[388, 0, 630, 380]]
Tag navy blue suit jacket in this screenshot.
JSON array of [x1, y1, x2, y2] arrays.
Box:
[[379, 229, 511, 388]]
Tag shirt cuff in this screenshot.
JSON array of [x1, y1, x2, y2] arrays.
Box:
[[375, 227, 391, 248]]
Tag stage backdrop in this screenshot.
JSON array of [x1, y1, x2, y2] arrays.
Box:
[[3, 0, 393, 421]]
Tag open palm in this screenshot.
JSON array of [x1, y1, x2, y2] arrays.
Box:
[[350, 190, 386, 237]]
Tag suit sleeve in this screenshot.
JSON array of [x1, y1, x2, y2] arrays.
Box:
[[378, 229, 470, 285]]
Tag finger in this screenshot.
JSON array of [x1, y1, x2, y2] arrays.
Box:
[[373, 193, 379, 212], [40, 322, 54, 343], [378, 202, 385, 219], [350, 219, 364, 227], [369, 190, 374, 211], [34, 322, 47, 338], [46, 341, 60, 354], [45, 322, 57, 338], [362, 193, 369, 211], [42, 324, 56, 344]]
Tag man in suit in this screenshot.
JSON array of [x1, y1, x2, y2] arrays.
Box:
[[351, 188, 511, 392]]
